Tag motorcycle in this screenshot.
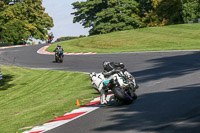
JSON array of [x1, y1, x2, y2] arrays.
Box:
[[47, 36, 53, 43], [55, 51, 64, 63], [90, 70, 138, 104]]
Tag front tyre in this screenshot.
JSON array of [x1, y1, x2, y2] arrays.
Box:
[[55, 56, 58, 62], [59, 56, 63, 63], [112, 87, 133, 104], [132, 92, 137, 99]]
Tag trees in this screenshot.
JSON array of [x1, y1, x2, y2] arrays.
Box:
[[0, 19, 27, 44], [0, 0, 54, 45], [72, 0, 194, 35], [156, 0, 183, 25], [182, 0, 200, 23], [72, 0, 140, 35], [138, 0, 183, 27], [137, 0, 160, 27]]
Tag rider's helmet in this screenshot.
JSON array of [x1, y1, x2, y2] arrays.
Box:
[[102, 61, 110, 69], [57, 44, 61, 47]]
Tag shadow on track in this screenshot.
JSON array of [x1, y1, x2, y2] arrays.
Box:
[[52, 61, 58, 63], [93, 52, 200, 133], [132, 52, 200, 83], [0, 74, 15, 91], [93, 83, 200, 133]]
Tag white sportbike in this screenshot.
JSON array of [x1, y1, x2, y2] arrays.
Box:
[[90, 70, 138, 104]]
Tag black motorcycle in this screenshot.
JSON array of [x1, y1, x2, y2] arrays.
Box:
[[55, 51, 64, 63]]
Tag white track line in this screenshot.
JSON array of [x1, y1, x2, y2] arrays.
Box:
[[23, 97, 102, 133]]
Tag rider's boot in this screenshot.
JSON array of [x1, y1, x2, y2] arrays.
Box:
[[135, 84, 139, 89], [100, 89, 107, 105]]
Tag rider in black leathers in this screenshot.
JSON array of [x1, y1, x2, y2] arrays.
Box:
[[54, 44, 63, 52], [102, 61, 139, 89], [102, 61, 126, 77]]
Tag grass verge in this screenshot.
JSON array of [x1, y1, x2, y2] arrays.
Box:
[[0, 65, 97, 133], [47, 23, 200, 53]]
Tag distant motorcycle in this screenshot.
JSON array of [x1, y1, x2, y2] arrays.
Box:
[[55, 51, 64, 63], [90, 70, 138, 104], [47, 36, 53, 43]]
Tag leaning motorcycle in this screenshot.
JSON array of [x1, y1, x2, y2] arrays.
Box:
[[55, 51, 64, 63], [90, 71, 138, 104], [47, 36, 53, 43]]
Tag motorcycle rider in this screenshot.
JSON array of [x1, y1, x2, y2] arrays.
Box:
[[90, 72, 108, 104], [48, 32, 54, 43], [90, 61, 138, 104], [102, 61, 126, 77], [102, 61, 138, 89], [54, 44, 64, 60]]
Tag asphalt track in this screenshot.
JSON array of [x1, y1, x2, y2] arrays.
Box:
[[1, 44, 200, 133]]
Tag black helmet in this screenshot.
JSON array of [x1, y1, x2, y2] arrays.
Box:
[[103, 61, 110, 68], [57, 44, 61, 47]]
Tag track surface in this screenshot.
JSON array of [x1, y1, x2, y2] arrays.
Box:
[[1, 44, 200, 133]]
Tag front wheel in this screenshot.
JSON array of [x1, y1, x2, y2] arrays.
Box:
[[55, 56, 58, 62], [59, 56, 63, 63], [112, 87, 134, 104], [132, 92, 137, 99]]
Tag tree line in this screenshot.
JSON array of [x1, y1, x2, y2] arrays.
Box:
[[0, 0, 53, 45], [0, 0, 199, 45], [72, 0, 200, 35]]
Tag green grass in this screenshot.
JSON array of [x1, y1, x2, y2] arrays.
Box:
[[47, 23, 200, 53], [0, 65, 97, 133]]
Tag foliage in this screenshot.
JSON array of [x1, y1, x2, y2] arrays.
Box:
[[72, 0, 200, 34], [0, 0, 54, 45], [182, 0, 200, 22], [72, 0, 141, 35], [0, 19, 28, 44], [156, 0, 183, 25], [138, 0, 183, 27]]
